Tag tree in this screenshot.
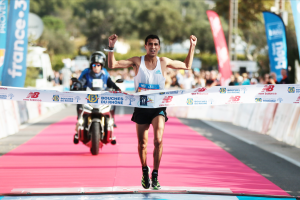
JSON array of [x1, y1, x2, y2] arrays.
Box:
[[38, 16, 74, 55], [136, 5, 184, 45], [214, 0, 273, 60], [214, 0, 272, 30], [85, 9, 113, 51]]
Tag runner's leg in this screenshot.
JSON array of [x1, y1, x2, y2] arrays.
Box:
[[136, 124, 150, 167], [151, 115, 165, 170]]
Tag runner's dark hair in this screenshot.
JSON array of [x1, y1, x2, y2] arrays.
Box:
[[145, 34, 160, 45]]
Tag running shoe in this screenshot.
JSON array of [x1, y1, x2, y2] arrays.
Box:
[[141, 166, 151, 189], [151, 172, 161, 190]]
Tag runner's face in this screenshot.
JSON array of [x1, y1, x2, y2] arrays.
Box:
[[145, 39, 160, 57]]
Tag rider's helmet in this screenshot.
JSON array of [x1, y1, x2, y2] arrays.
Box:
[[89, 51, 106, 69]]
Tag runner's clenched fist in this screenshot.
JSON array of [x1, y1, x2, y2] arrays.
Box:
[[190, 35, 197, 46], [108, 34, 118, 48]]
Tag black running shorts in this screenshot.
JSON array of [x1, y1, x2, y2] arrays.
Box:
[[131, 107, 168, 124]]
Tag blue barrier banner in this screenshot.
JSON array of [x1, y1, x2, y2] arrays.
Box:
[[291, 0, 300, 61], [0, 0, 8, 83], [263, 11, 287, 82], [1, 0, 30, 87]]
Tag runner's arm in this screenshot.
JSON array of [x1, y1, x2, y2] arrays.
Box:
[[108, 54, 138, 69], [164, 35, 197, 70], [107, 34, 138, 69]]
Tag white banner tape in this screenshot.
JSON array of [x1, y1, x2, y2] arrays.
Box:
[[0, 84, 300, 108]]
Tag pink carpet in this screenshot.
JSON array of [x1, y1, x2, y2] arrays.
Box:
[[0, 115, 288, 195]]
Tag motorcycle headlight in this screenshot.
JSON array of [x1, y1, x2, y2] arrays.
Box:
[[108, 118, 114, 126], [78, 118, 84, 125]]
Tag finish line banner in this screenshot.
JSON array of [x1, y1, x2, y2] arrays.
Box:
[[0, 84, 300, 107]]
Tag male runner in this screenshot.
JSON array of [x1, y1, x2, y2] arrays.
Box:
[[107, 34, 197, 189]]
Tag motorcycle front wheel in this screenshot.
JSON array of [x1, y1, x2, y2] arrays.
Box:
[[90, 122, 101, 155]]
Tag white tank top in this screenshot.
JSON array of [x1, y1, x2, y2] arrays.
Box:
[[134, 56, 165, 93]]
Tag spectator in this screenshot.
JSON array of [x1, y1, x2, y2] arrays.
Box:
[[59, 73, 63, 85], [175, 70, 184, 88], [53, 71, 60, 86], [129, 69, 135, 80], [241, 73, 250, 85], [279, 69, 289, 84], [206, 70, 218, 88], [204, 71, 210, 86], [229, 75, 236, 86], [269, 72, 278, 84], [198, 70, 206, 87], [250, 78, 258, 85], [164, 69, 173, 89], [264, 73, 271, 84], [170, 75, 180, 88], [182, 70, 195, 89]]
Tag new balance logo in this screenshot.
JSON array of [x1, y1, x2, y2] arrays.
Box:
[[262, 85, 274, 92], [26, 92, 40, 98], [162, 96, 173, 103]]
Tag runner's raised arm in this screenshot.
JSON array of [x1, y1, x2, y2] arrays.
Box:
[[161, 35, 197, 70], [107, 34, 139, 69]]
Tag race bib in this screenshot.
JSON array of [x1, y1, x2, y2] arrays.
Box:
[[93, 79, 103, 88], [138, 83, 159, 92]]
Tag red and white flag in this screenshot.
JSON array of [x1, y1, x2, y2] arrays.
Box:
[[207, 10, 232, 86]]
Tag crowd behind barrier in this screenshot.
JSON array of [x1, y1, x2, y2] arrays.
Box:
[[103, 67, 291, 90], [167, 103, 300, 148]]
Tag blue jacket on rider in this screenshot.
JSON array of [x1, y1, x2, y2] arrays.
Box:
[[78, 68, 119, 90]]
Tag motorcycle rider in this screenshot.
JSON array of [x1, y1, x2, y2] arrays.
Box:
[[73, 51, 121, 132]]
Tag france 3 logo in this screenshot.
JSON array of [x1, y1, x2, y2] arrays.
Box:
[[53, 95, 59, 102], [86, 94, 99, 103], [255, 98, 262, 103], [219, 88, 226, 94], [288, 87, 295, 93], [187, 98, 193, 105]]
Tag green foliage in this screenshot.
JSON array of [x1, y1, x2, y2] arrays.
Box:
[[136, 5, 184, 44], [36, 16, 75, 55], [198, 53, 218, 69], [24, 67, 41, 87], [30, 0, 217, 55], [51, 54, 74, 71], [76, 0, 215, 52], [30, 0, 79, 17], [42, 16, 65, 31], [214, 0, 272, 30]]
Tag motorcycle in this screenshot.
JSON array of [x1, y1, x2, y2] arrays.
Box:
[[70, 77, 123, 155]]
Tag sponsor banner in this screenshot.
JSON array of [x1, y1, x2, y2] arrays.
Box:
[[1, 84, 300, 107], [263, 11, 288, 82], [0, 0, 8, 82], [290, 0, 300, 62], [207, 10, 232, 86], [1, 0, 30, 87]]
